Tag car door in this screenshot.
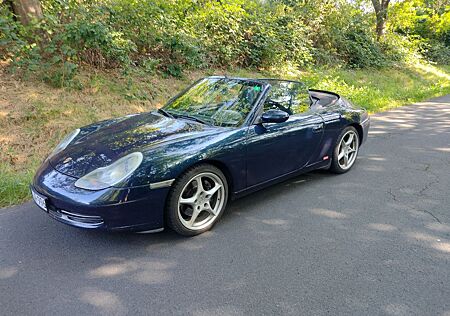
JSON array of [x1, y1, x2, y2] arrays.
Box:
[[245, 80, 324, 187], [308, 90, 345, 163]]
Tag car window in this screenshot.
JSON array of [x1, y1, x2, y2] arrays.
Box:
[[263, 81, 311, 115]]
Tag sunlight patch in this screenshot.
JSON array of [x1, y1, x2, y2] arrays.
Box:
[[310, 208, 347, 219], [367, 223, 397, 232], [80, 288, 126, 315], [0, 266, 18, 279], [89, 262, 137, 278], [432, 242, 450, 253]]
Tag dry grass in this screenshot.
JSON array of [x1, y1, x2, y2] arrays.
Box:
[[0, 68, 189, 205], [0, 67, 210, 172]]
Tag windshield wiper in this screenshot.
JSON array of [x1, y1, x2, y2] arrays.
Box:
[[172, 113, 210, 126], [157, 108, 174, 118]]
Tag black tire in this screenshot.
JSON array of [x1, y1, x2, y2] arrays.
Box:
[[165, 164, 228, 236], [329, 126, 360, 174]]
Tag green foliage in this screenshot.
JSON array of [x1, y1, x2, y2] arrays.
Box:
[[1, 0, 450, 84], [0, 6, 25, 58], [388, 0, 450, 64], [339, 23, 387, 68], [0, 166, 36, 208], [306, 1, 388, 68], [437, 11, 450, 45], [419, 39, 450, 64]]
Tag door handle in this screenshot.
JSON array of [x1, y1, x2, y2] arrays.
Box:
[[312, 123, 324, 133]]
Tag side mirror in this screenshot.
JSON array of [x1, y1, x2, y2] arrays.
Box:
[[261, 109, 289, 124]]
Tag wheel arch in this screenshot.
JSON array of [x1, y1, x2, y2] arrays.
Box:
[[349, 123, 363, 144], [176, 159, 234, 197], [199, 160, 234, 195]]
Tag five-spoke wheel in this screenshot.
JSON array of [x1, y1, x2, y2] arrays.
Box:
[[330, 126, 360, 173], [166, 165, 228, 236], [177, 172, 225, 230]]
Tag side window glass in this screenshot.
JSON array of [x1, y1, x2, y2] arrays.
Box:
[[290, 85, 311, 115], [265, 81, 311, 115]]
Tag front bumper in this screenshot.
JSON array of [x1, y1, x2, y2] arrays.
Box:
[[31, 160, 170, 232]]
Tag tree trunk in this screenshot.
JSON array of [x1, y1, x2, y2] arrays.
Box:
[[371, 0, 390, 41], [375, 10, 387, 39], [11, 0, 42, 25]]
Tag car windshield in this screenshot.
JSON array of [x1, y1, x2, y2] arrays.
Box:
[[163, 77, 263, 127]]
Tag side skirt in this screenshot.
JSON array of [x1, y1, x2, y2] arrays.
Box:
[[136, 228, 165, 234], [231, 160, 331, 200]]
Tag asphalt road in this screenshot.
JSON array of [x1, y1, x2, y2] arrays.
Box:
[[1, 95, 450, 316]]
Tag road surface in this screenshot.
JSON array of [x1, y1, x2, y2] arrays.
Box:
[[1, 95, 450, 315]]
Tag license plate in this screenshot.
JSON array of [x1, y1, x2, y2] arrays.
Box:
[[31, 189, 48, 212]]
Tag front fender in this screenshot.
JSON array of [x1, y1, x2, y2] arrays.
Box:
[[118, 127, 248, 191]]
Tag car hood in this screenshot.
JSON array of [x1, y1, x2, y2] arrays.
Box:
[[49, 111, 221, 178]]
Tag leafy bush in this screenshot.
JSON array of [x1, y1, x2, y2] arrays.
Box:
[[388, 0, 450, 64], [0, 6, 26, 59], [419, 39, 450, 64], [380, 33, 421, 64], [341, 26, 387, 68], [1, 0, 450, 84]]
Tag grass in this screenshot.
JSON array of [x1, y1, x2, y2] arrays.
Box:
[[1, 62, 450, 208]]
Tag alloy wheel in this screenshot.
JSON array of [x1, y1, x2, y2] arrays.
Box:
[[177, 172, 225, 230], [337, 130, 359, 170]]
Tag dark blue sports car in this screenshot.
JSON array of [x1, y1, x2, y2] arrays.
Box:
[[31, 76, 370, 236]]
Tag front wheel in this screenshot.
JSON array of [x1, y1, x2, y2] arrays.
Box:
[[330, 126, 360, 174], [166, 164, 228, 236]]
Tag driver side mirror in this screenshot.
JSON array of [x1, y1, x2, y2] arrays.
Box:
[[261, 109, 289, 124]]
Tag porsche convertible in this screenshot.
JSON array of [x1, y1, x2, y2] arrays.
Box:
[[31, 76, 370, 236]]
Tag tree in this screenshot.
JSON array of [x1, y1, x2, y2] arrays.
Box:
[[424, 0, 450, 14], [371, 0, 391, 40], [9, 0, 43, 25]]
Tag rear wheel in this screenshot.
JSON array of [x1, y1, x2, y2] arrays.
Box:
[[166, 164, 228, 236], [330, 126, 359, 174]]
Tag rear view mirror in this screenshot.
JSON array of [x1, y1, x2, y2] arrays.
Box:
[[261, 109, 289, 123]]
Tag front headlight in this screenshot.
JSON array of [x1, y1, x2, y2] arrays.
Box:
[[49, 128, 80, 158], [74, 152, 143, 190]]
